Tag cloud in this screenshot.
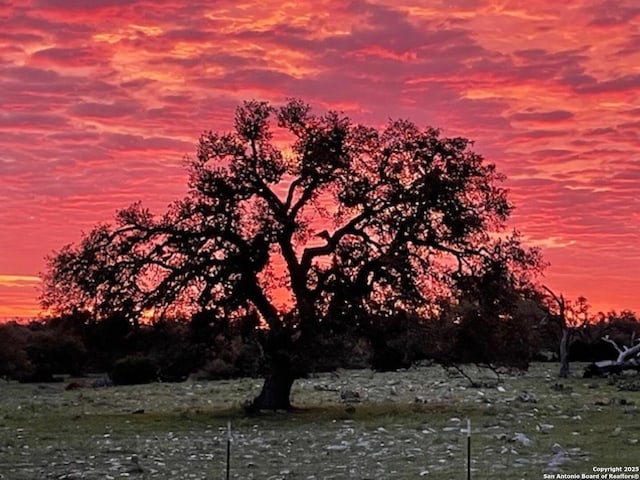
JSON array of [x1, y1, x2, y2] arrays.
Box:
[[510, 110, 574, 123], [573, 74, 640, 94], [586, 1, 640, 27], [0, 275, 41, 288], [2, 0, 640, 318], [69, 101, 140, 119]]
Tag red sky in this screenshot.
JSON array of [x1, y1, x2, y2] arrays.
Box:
[[1, 0, 639, 319]]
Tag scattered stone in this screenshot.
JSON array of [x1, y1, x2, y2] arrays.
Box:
[[125, 455, 144, 474], [616, 378, 640, 392], [518, 391, 538, 403], [339, 390, 360, 403], [3, 364, 622, 478], [536, 423, 554, 433], [314, 384, 338, 392], [512, 433, 532, 447], [91, 376, 114, 388], [547, 443, 569, 470], [326, 443, 348, 452]]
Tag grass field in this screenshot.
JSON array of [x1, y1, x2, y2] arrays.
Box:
[[0, 363, 639, 479]]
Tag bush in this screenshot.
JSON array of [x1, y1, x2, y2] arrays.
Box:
[[371, 342, 410, 372], [0, 323, 32, 380], [156, 347, 203, 382], [111, 355, 157, 385], [25, 330, 87, 379], [191, 358, 237, 380]]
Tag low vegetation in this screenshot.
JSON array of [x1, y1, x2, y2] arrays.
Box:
[[1, 364, 638, 479]]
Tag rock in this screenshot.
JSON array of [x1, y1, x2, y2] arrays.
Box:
[[339, 390, 360, 403], [91, 376, 114, 388], [313, 384, 338, 392], [124, 455, 144, 474], [536, 423, 554, 433], [512, 433, 532, 447], [616, 378, 640, 392], [518, 391, 537, 403], [548, 443, 569, 470], [326, 443, 348, 452]]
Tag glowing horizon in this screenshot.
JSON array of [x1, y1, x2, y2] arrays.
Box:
[[2, 0, 640, 320]]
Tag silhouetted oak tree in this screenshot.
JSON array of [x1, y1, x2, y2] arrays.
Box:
[[41, 99, 542, 409]]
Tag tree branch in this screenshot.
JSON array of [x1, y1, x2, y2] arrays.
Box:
[[285, 176, 305, 211], [603, 335, 640, 362], [300, 208, 374, 271]]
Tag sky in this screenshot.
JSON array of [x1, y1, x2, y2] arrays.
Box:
[[1, 0, 639, 320]]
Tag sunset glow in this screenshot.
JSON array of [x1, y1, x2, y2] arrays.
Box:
[[1, 0, 639, 319]]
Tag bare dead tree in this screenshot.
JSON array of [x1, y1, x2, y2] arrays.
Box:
[[541, 286, 571, 378], [602, 335, 640, 363]]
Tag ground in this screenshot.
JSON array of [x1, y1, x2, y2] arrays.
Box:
[[0, 363, 638, 479]]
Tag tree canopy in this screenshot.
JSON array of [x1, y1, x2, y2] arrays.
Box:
[[41, 99, 543, 408]]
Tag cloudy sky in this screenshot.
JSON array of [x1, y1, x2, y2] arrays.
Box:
[[1, 0, 639, 319]]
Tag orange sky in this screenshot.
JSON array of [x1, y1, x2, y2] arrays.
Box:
[[1, 0, 639, 319]]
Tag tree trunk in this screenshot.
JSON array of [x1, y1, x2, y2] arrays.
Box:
[[559, 328, 570, 378], [249, 351, 296, 411], [250, 370, 295, 411]]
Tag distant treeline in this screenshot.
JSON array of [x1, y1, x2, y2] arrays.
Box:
[[1, 306, 638, 385]]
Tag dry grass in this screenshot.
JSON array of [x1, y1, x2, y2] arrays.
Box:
[[0, 363, 638, 479]]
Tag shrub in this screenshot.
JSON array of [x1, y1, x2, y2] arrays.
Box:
[[111, 355, 157, 385], [25, 330, 87, 379], [191, 358, 237, 380], [0, 323, 32, 380]]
